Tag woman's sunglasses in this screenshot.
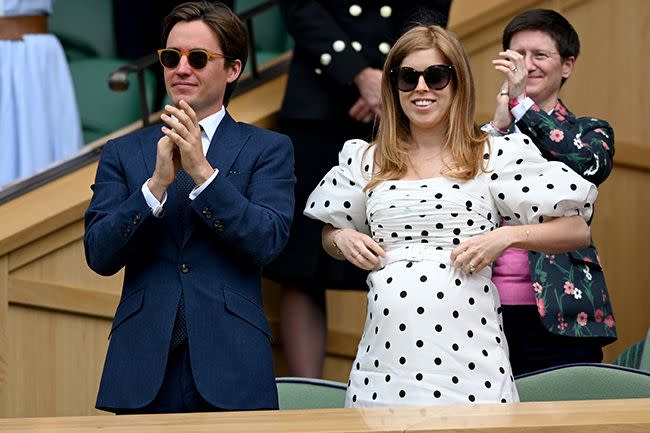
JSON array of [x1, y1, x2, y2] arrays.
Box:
[[390, 65, 455, 92], [157, 48, 228, 70]]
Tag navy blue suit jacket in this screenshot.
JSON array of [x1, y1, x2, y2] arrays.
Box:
[[84, 113, 295, 411]]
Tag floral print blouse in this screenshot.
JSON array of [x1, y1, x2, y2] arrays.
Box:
[[516, 99, 617, 342]]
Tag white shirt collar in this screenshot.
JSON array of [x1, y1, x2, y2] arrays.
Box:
[[198, 107, 226, 155]]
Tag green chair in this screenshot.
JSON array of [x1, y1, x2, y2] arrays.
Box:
[[236, 0, 293, 72], [68, 59, 155, 143], [515, 363, 650, 402], [49, 0, 156, 143], [49, 0, 118, 60], [276, 377, 347, 410], [612, 328, 650, 372]]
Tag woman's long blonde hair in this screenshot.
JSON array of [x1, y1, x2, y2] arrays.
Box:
[[367, 25, 488, 190]]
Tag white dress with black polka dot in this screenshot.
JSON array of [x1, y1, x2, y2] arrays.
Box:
[[304, 134, 597, 407]]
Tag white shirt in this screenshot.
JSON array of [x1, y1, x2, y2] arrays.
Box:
[[141, 107, 225, 217]]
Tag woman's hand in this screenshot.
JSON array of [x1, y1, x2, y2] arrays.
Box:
[[450, 227, 514, 275], [325, 227, 385, 270], [492, 49, 527, 99], [492, 80, 513, 132]]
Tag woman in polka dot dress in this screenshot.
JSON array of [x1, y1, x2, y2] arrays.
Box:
[[304, 25, 596, 407]]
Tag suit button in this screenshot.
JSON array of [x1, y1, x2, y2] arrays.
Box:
[[202, 207, 213, 219], [180, 264, 190, 273], [122, 226, 132, 237], [132, 213, 142, 224], [212, 220, 224, 231]]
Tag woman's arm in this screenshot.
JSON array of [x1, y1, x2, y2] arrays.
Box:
[[322, 225, 385, 271], [450, 215, 590, 274]]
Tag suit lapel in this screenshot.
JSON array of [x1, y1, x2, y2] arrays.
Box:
[[205, 112, 246, 175], [180, 112, 247, 246]]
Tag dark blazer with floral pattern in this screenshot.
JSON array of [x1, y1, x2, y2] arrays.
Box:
[[516, 99, 617, 343]]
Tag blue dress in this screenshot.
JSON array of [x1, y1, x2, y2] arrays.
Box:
[[0, 0, 83, 187]]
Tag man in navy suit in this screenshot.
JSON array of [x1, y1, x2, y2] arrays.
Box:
[[84, 1, 294, 414]]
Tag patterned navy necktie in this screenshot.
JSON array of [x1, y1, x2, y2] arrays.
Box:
[[170, 168, 194, 350]]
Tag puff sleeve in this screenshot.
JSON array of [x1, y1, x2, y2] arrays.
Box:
[[303, 139, 373, 235], [486, 133, 598, 225]]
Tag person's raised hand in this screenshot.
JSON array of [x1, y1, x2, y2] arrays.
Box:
[[492, 49, 527, 99], [160, 100, 214, 185], [149, 135, 181, 201]]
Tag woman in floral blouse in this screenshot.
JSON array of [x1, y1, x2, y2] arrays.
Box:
[[486, 8, 616, 375]]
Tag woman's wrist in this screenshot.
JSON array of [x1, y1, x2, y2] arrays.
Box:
[[489, 121, 510, 135], [507, 225, 532, 249], [332, 228, 344, 257], [508, 93, 527, 110]]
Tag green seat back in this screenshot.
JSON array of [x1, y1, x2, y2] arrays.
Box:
[[276, 377, 347, 410], [236, 0, 292, 72], [516, 364, 650, 402], [49, 0, 117, 60], [612, 328, 650, 372], [68, 58, 156, 143]]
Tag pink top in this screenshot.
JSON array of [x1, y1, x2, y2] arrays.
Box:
[[492, 246, 536, 305]]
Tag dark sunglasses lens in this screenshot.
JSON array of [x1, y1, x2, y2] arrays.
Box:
[[160, 50, 180, 68], [188, 50, 209, 69], [424, 67, 451, 90], [396, 68, 420, 91]]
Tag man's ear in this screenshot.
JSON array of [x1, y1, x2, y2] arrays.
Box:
[[561, 56, 575, 80], [226, 59, 243, 83]]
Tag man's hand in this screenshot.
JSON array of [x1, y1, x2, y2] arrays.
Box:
[[160, 100, 214, 186], [149, 135, 180, 202], [352, 67, 382, 121], [349, 97, 377, 123]]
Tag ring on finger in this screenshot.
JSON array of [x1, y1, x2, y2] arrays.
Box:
[[468, 261, 477, 273], [511, 66, 518, 73], [499, 90, 508, 96]]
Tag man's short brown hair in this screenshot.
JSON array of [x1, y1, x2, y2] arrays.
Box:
[[162, 1, 248, 105]]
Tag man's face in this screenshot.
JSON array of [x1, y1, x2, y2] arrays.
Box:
[[163, 19, 241, 120]]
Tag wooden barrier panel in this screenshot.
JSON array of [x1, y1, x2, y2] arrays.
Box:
[[1, 399, 650, 433]]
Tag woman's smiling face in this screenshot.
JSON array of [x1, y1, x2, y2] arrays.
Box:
[[397, 47, 454, 134]]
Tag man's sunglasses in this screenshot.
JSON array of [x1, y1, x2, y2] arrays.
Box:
[[157, 48, 228, 70], [389, 65, 455, 92]]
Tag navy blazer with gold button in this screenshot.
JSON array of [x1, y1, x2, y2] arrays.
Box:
[[279, 0, 451, 122], [84, 112, 295, 411]]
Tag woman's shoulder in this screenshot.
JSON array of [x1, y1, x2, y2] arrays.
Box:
[[484, 133, 542, 164], [340, 138, 375, 164]]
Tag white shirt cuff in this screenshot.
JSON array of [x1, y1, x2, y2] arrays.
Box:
[[482, 122, 503, 137], [189, 168, 219, 200], [511, 96, 536, 122], [142, 179, 167, 218]]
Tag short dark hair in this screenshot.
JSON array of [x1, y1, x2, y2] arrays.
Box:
[[502, 8, 580, 60], [162, 1, 248, 105]]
